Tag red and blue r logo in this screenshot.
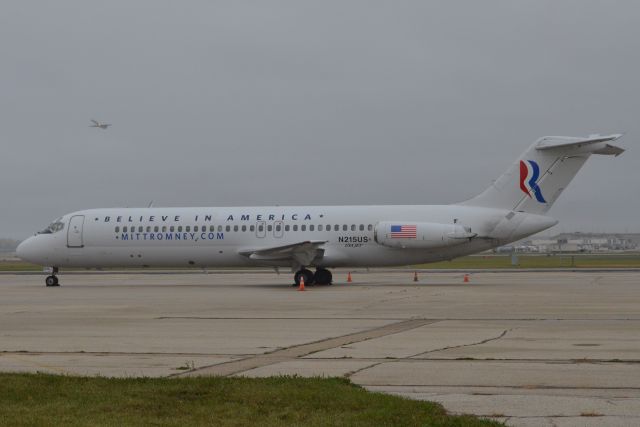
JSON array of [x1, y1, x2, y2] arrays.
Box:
[[519, 160, 546, 203]]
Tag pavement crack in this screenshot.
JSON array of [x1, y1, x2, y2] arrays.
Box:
[[408, 329, 513, 358], [344, 361, 387, 379]]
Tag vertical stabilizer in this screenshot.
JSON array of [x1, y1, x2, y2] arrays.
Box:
[[461, 134, 624, 214]]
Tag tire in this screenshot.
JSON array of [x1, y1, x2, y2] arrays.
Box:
[[45, 276, 58, 287], [313, 268, 333, 285], [294, 269, 314, 286]]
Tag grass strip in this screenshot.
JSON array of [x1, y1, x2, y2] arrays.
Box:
[[0, 373, 501, 427], [415, 254, 640, 269], [2, 254, 640, 273]]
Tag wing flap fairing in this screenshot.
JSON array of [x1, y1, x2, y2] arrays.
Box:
[[239, 240, 327, 268]]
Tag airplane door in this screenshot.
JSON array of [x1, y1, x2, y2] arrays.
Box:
[[256, 221, 266, 238], [274, 221, 284, 238], [67, 215, 85, 248]]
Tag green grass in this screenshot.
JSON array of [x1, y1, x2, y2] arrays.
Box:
[[2, 254, 639, 273], [415, 254, 640, 269], [0, 374, 501, 427], [0, 261, 42, 271]]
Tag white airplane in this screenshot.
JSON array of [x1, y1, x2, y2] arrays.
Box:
[[17, 134, 625, 287], [89, 119, 111, 130]]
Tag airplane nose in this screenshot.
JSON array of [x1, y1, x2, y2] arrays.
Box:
[[16, 238, 27, 259], [16, 237, 40, 264]]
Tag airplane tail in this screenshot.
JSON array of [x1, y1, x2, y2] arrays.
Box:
[[461, 134, 625, 215]]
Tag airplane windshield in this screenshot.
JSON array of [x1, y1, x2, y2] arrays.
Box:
[[38, 218, 65, 234]]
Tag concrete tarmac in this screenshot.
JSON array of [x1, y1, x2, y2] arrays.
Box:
[[1, 270, 639, 426]]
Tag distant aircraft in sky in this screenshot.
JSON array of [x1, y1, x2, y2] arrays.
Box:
[[16, 134, 625, 287], [89, 119, 111, 129]]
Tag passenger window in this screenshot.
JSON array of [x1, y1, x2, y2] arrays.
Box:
[[351, 224, 356, 231], [138, 226, 143, 232], [309, 225, 314, 231], [210, 225, 215, 232], [242, 225, 247, 232], [359, 224, 364, 231], [194, 226, 198, 232], [334, 225, 339, 231], [153, 226, 158, 232], [343, 225, 348, 231], [267, 225, 272, 231], [275, 224, 281, 231], [123, 226, 128, 232], [170, 226, 175, 232], [115, 226, 120, 232], [186, 226, 191, 232], [226, 225, 231, 232], [250, 225, 255, 232], [301, 225, 306, 231], [162, 226, 167, 232], [234, 225, 239, 232], [318, 225, 323, 231], [178, 226, 183, 232], [293, 225, 298, 231], [258, 225, 264, 232], [368, 224, 373, 231], [147, 226, 151, 232], [285, 225, 290, 231], [218, 225, 223, 232]]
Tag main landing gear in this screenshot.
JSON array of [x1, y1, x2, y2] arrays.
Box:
[[293, 268, 333, 286], [45, 267, 59, 287], [313, 268, 332, 285]]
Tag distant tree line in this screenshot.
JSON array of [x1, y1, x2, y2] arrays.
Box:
[[0, 239, 19, 252]]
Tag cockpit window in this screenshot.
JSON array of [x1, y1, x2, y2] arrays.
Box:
[[38, 218, 65, 234]]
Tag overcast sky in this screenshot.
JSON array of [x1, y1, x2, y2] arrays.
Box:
[[1, 1, 639, 240]]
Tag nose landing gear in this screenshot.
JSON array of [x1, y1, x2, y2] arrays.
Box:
[[45, 267, 60, 287]]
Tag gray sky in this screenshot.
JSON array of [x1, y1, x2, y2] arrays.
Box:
[[2, 1, 639, 240]]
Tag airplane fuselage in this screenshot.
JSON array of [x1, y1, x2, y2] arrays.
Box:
[[17, 204, 556, 270]]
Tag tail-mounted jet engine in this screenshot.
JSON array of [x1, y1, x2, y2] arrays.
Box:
[[374, 221, 477, 249]]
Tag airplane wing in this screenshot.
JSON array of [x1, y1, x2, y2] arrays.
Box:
[[238, 240, 327, 266], [90, 119, 99, 125]]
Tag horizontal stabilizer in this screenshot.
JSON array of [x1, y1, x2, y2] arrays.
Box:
[[535, 134, 624, 155]]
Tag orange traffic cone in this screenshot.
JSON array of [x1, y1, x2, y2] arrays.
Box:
[[413, 271, 419, 282], [298, 275, 305, 291], [347, 272, 352, 283], [463, 274, 470, 283]]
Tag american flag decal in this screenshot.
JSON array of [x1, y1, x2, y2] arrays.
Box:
[[390, 225, 417, 239]]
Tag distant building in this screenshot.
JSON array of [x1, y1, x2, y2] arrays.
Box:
[[498, 233, 638, 253]]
